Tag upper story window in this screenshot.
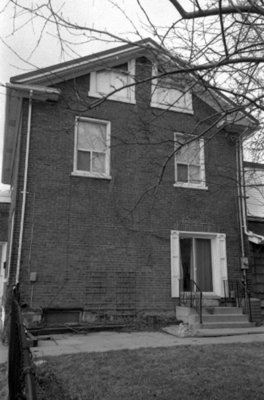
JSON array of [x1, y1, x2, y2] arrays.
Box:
[[151, 66, 193, 114], [174, 133, 207, 189], [89, 60, 136, 104], [73, 117, 111, 179]]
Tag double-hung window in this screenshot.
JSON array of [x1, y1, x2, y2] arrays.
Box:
[[73, 117, 111, 179], [174, 133, 206, 189]]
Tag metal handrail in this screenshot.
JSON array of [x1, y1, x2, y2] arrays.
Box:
[[223, 279, 252, 322], [179, 279, 203, 324]]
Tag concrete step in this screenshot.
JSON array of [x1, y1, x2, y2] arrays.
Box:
[[203, 306, 243, 315], [196, 326, 264, 337], [202, 314, 248, 323], [202, 321, 255, 329], [176, 305, 254, 329]]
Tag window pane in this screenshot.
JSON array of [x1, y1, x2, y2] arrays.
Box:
[[92, 152, 106, 174], [97, 71, 111, 94], [177, 145, 190, 163], [78, 121, 106, 152], [189, 165, 201, 183], [97, 70, 128, 98], [154, 78, 185, 107], [188, 140, 200, 164], [177, 164, 188, 182], [155, 86, 170, 104], [195, 238, 213, 291], [176, 138, 200, 164], [180, 238, 193, 291], [111, 72, 128, 89], [77, 150, 90, 172]]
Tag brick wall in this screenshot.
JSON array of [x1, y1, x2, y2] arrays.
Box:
[[8, 57, 243, 318]]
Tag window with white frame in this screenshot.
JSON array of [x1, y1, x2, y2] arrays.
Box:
[[174, 133, 206, 189], [73, 117, 111, 178], [89, 60, 136, 103], [170, 231, 227, 297], [151, 66, 193, 113]]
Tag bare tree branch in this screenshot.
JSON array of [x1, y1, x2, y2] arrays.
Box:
[[169, 0, 262, 19]]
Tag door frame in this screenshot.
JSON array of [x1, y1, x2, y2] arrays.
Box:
[[171, 230, 228, 297]]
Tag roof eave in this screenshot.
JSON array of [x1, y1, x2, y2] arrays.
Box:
[[2, 84, 61, 185], [10, 38, 162, 86]]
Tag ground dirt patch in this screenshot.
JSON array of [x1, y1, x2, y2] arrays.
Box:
[[0, 363, 8, 400]]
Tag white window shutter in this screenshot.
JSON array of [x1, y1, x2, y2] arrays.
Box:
[[89, 71, 97, 94], [199, 138, 206, 185], [170, 231, 180, 297], [216, 233, 227, 296]]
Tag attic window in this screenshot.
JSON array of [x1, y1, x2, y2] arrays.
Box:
[[89, 60, 135, 104], [151, 66, 193, 114]]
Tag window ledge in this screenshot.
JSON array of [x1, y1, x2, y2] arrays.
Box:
[[88, 91, 136, 104], [151, 101, 194, 114], [71, 171, 112, 180], [173, 183, 208, 190]]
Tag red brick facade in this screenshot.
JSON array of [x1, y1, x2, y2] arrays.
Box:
[[6, 55, 244, 322]]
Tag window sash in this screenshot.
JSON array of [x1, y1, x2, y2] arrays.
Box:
[[177, 163, 201, 184], [175, 133, 205, 187], [89, 60, 136, 104], [96, 70, 130, 99], [74, 117, 110, 177], [151, 66, 193, 114]]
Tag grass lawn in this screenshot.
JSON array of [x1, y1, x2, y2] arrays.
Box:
[[36, 342, 264, 400], [0, 363, 8, 399]]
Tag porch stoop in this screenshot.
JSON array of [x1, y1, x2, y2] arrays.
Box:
[[201, 306, 255, 329], [176, 305, 254, 329]]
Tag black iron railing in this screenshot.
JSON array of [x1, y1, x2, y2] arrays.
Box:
[[8, 285, 37, 400], [223, 279, 252, 322], [179, 279, 203, 324]]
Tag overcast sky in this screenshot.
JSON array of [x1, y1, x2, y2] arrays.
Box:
[[0, 0, 182, 190]]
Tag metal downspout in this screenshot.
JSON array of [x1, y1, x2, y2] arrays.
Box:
[[237, 136, 246, 258], [237, 133, 250, 289], [15, 90, 33, 284]]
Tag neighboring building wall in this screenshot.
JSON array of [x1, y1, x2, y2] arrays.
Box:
[[244, 162, 264, 220], [245, 162, 264, 302], [249, 242, 264, 300], [8, 59, 242, 318], [0, 200, 9, 242], [0, 192, 10, 323]]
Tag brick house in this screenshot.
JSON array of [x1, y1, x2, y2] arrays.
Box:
[[2, 38, 258, 326]]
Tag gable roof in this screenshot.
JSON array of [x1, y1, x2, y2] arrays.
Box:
[[10, 38, 164, 86], [10, 38, 258, 129], [2, 38, 259, 185]]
